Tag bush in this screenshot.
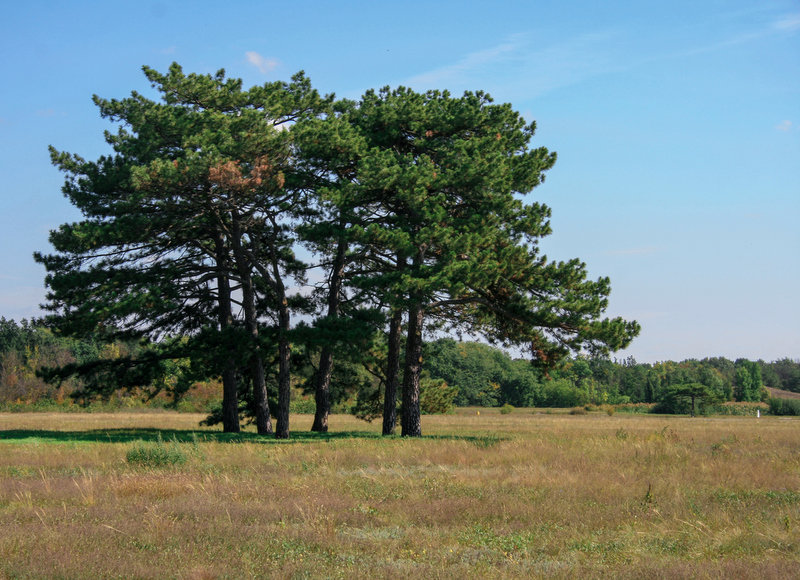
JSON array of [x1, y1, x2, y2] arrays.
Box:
[[126, 436, 187, 467], [614, 403, 656, 414], [499, 403, 514, 414], [541, 379, 589, 408], [290, 395, 316, 414], [768, 398, 800, 416], [705, 401, 768, 416], [569, 407, 587, 415], [420, 378, 458, 414]]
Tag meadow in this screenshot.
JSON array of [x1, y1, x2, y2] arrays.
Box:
[[1, 410, 798, 579]]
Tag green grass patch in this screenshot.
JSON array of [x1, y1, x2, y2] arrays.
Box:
[[126, 435, 188, 467]]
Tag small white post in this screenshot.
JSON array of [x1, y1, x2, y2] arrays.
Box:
[[757, 409, 760, 418]]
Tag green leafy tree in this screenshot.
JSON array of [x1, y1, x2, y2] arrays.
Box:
[[758, 359, 782, 390], [769, 358, 800, 392], [734, 359, 763, 402], [422, 338, 542, 407]]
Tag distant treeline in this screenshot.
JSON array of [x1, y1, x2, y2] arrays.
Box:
[[2, 317, 798, 416], [423, 338, 799, 412]]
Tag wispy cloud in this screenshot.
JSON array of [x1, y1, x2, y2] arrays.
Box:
[[407, 34, 528, 88], [776, 120, 793, 132], [245, 51, 278, 74], [773, 13, 800, 32], [405, 9, 800, 102], [406, 31, 623, 101], [672, 12, 800, 58]]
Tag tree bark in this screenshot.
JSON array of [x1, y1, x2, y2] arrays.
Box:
[[401, 303, 424, 437], [311, 347, 332, 433], [231, 214, 272, 434], [382, 308, 403, 435], [311, 237, 347, 432], [215, 233, 240, 433], [242, 226, 293, 439], [275, 286, 292, 439]]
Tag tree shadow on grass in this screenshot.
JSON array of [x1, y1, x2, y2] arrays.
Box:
[[0, 429, 378, 445], [0, 428, 506, 447]]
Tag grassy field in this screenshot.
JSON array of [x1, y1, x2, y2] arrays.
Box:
[[1, 410, 799, 579]]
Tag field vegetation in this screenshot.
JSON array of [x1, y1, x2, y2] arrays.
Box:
[[2, 411, 798, 578]]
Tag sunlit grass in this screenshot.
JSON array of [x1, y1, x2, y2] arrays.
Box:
[[1, 411, 799, 578]]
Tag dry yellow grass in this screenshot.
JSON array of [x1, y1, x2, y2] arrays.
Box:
[[1, 411, 799, 578]]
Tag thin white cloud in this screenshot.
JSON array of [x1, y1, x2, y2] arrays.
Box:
[[776, 120, 793, 132], [406, 31, 623, 100], [674, 12, 800, 59], [407, 34, 527, 88], [245, 51, 279, 74], [773, 13, 800, 32], [406, 9, 799, 102]]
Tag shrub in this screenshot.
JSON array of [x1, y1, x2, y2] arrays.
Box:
[[499, 404, 514, 414], [768, 398, 800, 416], [569, 407, 587, 415], [541, 379, 589, 408], [126, 436, 187, 467], [420, 378, 458, 414], [705, 401, 768, 416], [290, 396, 316, 414], [614, 403, 656, 414]]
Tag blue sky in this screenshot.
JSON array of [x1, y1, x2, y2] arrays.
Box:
[[1, 0, 797, 363]]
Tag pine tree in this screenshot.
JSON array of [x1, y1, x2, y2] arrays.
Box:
[[37, 63, 330, 435], [321, 87, 640, 436]]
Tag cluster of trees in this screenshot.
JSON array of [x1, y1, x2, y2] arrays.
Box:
[[0, 317, 180, 407], [31, 63, 644, 437], [0, 317, 77, 404], [4, 318, 798, 417], [420, 338, 800, 410]]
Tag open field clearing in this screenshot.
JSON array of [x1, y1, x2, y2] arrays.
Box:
[[1, 411, 799, 578]]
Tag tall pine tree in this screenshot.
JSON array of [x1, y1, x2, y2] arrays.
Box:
[[37, 63, 330, 436], [310, 87, 639, 436]]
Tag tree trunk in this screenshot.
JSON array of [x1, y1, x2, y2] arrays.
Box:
[[382, 308, 402, 435], [275, 288, 292, 439], [311, 237, 347, 432], [215, 233, 240, 433], [231, 215, 272, 434], [401, 304, 424, 437], [221, 365, 240, 433], [311, 347, 332, 433]]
